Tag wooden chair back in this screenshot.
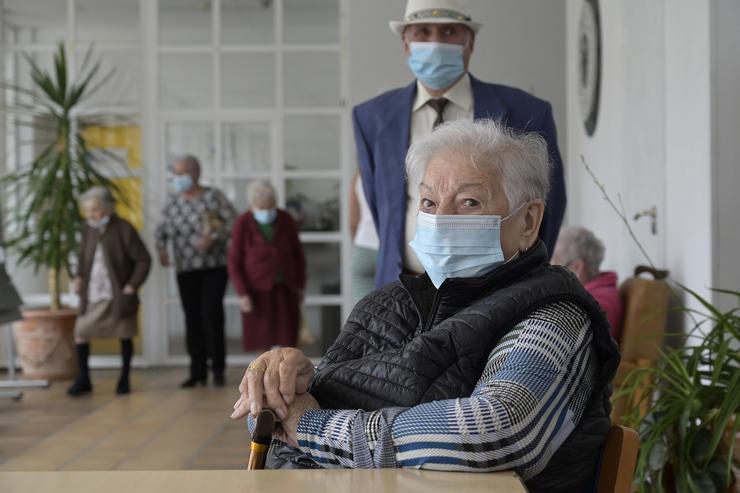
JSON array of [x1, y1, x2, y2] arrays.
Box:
[[597, 425, 640, 493]]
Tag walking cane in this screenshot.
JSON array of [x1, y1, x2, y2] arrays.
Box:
[[247, 409, 276, 470]]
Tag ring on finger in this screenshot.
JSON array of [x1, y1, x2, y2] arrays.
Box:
[[247, 362, 267, 374]]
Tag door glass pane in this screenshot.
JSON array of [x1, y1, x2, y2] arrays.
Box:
[[221, 53, 275, 108], [221, 0, 274, 45], [159, 0, 211, 45], [284, 115, 339, 170], [221, 177, 254, 214], [159, 53, 213, 109], [167, 303, 186, 356], [283, 0, 339, 44], [166, 267, 178, 298], [225, 303, 243, 355], [2, 0, 67, 45], [5, 52, 56, 106], [299, 305, 342, 357], [283, 52, 339, 107], [79, 50, 141, 108], [77, 0, 140, 44], [285, 178, 340, 232], [164, 122, 215, 176], [222, 122, 271, 173], [303, 243, 340, 295], [4, 53, 56, 172]]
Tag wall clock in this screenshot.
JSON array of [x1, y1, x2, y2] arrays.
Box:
[[578, 0, 601, 136]]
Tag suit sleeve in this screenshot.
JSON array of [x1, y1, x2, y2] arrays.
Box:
[[537, 103, 566, 257], [351, 106, 379, 229], [227, 216, 251, 297]]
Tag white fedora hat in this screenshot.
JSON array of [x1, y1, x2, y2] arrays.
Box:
[[389, 0, 481, 36]]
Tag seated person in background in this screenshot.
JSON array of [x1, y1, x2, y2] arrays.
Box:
[[231, 120, 619, 493], [552, 226, 623, 340]]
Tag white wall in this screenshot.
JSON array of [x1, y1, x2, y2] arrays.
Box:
[[565, 0, 669, 280], [347, 0, 567, 151], [565, 0, 740, 318], [664, 1, 713, 312]]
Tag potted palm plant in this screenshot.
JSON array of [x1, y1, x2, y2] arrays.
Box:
[[581, 157, 739, 492], [618, 287, 739, 492], [1, 43, 118, 379]]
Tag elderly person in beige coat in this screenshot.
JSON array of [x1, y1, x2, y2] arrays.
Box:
[[69, 187, 151, 397]]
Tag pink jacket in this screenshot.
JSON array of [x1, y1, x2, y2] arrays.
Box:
[[585, 271, 623, 340]]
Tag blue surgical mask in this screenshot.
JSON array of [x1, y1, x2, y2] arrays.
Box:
[[171, 174, 194, 193], [407, 42, 465, 91], [409, 204, 526, 289], [86, 215, 110, 230], [253, 208, 277, 225]]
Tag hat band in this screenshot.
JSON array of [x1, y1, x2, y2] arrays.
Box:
[[405, 8, 472, 23]]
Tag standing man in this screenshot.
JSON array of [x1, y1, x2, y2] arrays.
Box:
[[353, 0, 566, 287]]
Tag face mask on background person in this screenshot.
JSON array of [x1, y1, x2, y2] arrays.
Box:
[[406, 41, 465, 90], [86, 215, 110, 230], [253, 208, 277, 225], [171, 174, 194, 193], [409, 203, 527, 288]]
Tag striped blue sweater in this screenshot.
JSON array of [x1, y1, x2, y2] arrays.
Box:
[[294, 301, 598, 479]]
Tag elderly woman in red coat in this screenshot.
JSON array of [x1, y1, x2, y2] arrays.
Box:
[[228, 180, 306, 351]]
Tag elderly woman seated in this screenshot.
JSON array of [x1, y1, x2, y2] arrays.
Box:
[[231, 119, 619, 493]]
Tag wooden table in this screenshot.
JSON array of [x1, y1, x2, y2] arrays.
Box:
[[0, 469, 527, 493]]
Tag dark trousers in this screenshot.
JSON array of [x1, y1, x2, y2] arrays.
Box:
[[176, 267, 228, 378]]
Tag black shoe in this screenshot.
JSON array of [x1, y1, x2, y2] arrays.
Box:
[[67, 378, 92, 397], [180, 376, 206, 388], [213, 373, 225, 387], [116, 375, 130, 395]]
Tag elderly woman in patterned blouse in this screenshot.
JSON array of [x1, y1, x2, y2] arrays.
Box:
[[155, 155, 236, 388], [231, 120, 619, 493]]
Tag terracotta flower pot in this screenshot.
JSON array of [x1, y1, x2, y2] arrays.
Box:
[[12, 308, 78, 380]]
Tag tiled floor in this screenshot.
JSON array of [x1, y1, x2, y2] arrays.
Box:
[[0, 368, 250, 471]]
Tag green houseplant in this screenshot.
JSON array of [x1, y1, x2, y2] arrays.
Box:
[[618, 287, 739, 492], [581, 157, 739, 492], [1, 43, 118, 378]]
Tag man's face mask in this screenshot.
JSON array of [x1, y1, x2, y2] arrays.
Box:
[[406, 41, 465, 90]]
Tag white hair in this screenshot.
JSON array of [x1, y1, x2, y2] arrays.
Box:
[[405, 119, 551, 212], [557, 226, 605, 279], [79, 186, 115, 211], [246, 180, 276, 206]]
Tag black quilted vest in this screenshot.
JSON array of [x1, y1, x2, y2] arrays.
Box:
[[311, 242, 620, 492]]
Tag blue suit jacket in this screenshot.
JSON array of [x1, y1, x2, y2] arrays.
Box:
[[352, 75, 566, 288]]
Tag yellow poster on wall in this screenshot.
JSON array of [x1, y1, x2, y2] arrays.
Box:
[[82, 124, 144, 356]]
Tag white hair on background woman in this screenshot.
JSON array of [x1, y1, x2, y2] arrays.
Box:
[[79, 186, 115, 211], [247, 180, 277, 206], [405, 119, 552, 211], [556, 225, 605, 279]]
